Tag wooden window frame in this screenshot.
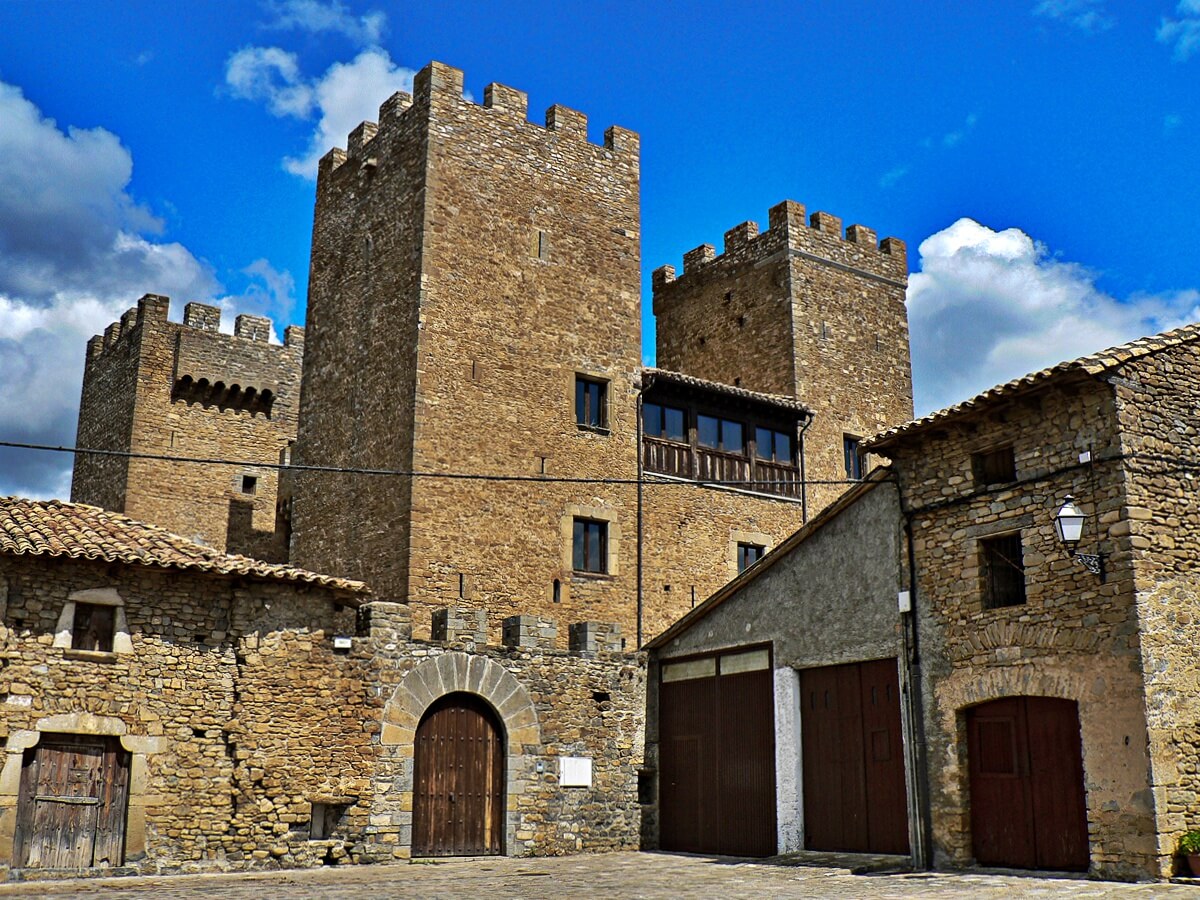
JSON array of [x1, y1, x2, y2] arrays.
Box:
[[980, 532, 1026, 609], [697, 414, 746, 455], [70, 602, 115, 653], [737, 542, 766, 573], [573, 517, 609, 575], [972, 445, 1017, 487], [643, 401, 687, 444], [844, 434, 866, 480], [574, 375, 609, 432]]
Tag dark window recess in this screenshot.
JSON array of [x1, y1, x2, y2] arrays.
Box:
[[755, 427, 794, 463], [71, 602, 114, 653], [844, 435, 866, 480], [981, 532, 1026, 609], [552, 579, 561, 603], [737, 542, 766, 573], [972, 445, 1017, 486], [592, 691, 611, 704], [573, 518, 608, 574], [643, 402, 686, 442], [172, 375, 274, 417], [241, 474, 257, 495], [638, 770, 656, 805], [698, 415, 744, 453], [310, 802, 348, 840], [575, 376, 607, 429]]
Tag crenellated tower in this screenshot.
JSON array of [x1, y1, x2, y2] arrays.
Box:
[[652, 200, 913, 511], [72, 294, 303, 559]]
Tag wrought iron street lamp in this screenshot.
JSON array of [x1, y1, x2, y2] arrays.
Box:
[[1054, 494, 1106, 581]]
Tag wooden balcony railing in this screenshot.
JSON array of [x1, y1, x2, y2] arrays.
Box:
[[642, 436, 801, 498]]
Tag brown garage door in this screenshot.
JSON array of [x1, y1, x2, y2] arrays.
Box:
[[967, 696, 1089, 871], [14, 734, 130, 868], [659, 646, 776, 857], [800, 658, 909, 854], [412, 692, 505, 857]]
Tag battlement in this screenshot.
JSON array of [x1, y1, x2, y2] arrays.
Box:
[[652, 199, 907, 290], [426, 605, 626, 654], [318, 60, 639, 180]]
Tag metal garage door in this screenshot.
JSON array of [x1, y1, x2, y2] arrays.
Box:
[[800, 658, 909, 854], [659, 645, 776, 857]]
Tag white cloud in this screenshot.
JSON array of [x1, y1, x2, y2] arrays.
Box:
[[265, 0, 386, 45], [941, 113, 978, 148], [879, 165, 910, 189], [1033, 0, 1115, 33], [907, 218, 1200, 416], [0, 81, 294, 499], [225, 46, 415, 179], [1159, 0, 1200, 61]]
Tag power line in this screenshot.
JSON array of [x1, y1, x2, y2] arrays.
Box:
[[0, 439, 867, 488]]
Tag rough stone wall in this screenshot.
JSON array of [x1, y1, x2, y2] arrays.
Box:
[[1109, 340, 1200, 876], [882, 377, 1157, 880], [653, 200, 913, 513], [72, 294, 302, 560]]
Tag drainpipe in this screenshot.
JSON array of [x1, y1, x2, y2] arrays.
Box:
[[636, 380, 645, 649], [797, 414, 812, 522]]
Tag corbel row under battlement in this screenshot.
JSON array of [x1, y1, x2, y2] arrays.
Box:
[[407, 604, 627, 654], [651, 199, 908, 291], [318, 60, 639, 181]]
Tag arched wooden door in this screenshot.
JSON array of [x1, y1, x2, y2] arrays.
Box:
[[412, 692, 505, 856], [966, 696, 1089, 871]]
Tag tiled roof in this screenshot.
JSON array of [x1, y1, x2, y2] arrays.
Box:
[[641, 368, 812, 416], [866, 322, 1200, 451], [0, 497, 369, 596]]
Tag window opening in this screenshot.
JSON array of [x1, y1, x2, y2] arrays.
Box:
[[71, 603, 115, 653], [553, 579, 561, 603], [737, 542, 766, 573], [241, 474, 258, 495], [756, 427, 794, 463], [572, 518, 608, 574], [643, 402, 686, 442], [972, 445, 1017, 486], [698, 415, 744, 453], [844, 435, 866, 480], [575, 376, 608, 430], [981, 532, 1026, 609]]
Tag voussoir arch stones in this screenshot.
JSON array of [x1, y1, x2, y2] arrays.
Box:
[[381, 652, 541, 750]]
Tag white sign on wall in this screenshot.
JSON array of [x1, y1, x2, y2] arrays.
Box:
[[559, 756, 593, 788]]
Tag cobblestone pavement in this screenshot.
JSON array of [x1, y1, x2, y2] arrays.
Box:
[[3, 852, 1198, 899]]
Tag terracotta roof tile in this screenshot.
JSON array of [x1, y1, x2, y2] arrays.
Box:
[[641, 368, 812, 416], [866, 322, 1200, 450], [0, 496, 369, 596]]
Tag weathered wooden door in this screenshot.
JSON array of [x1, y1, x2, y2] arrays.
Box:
[[967, 696, 1089, 871], [800, 658, 909, 854], [14, 735, 130, 868], [658, 647, 776, 857], [412, 693, 505, 856]]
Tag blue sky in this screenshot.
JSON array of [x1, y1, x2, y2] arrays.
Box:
[[0, 0, 1198, 498]]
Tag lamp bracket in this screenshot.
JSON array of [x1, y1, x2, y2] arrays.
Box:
[[1074, 552, 1106, 580]]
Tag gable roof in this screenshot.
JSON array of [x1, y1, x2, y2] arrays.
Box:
[[641, 368, 813, 417], [0, 496, 369, 597], [866, 322, 1200, 451], [645, 467, 893, 650]]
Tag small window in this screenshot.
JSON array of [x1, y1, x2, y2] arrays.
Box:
[[71, 603, 115, 653], [972, 445, 1016, 486], [737, 542, 765, 573], [755, 427, 794, 463], [643, 402, 686, 442], [575, 376, 608, 430], [241, 474, 258, 495], [573, 517, 608, 574], [844, 435, 866, 480], [698, 415, 744, 453], [310, 802, 348, 840], [981, 532, 1026, 609]]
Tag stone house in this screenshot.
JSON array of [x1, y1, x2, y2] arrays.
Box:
[[864, 323, 1200, 881], [0, 497, 645, 874]]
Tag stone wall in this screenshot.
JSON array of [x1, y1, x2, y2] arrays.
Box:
[[72, 294, 302, 560], [880, 376, 1157, 880], [652, 200, 913, 512]]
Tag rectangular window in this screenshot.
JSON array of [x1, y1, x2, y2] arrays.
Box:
[[755, 427, 794, 463], [643, 402, 686, 442], [575, 376, 607, 430], [737, 542, 765, 573], [698, 415, 745, 453], [241, 474, 258, 495], [844, 435, 866, 480], [573, 518, 608, 574], [972, 445, 1016, 486], [71, 602, 114, 653], [981, 532, 1026, 609]]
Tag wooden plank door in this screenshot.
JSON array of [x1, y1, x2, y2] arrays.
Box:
[[716, 666, 776, 857], [967, 697, 1088, 871], [14, 736, 129, 868], [859, 658, 910, 854], [412, 693, 505, 856]]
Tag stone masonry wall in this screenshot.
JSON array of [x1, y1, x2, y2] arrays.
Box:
[[653, 200, 913, 513], [882, 376, 1157, 880], [1111, 340, 1200, 876], [72, 294, 302, 560]]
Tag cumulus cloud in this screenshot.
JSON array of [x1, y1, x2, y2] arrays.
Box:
[[225, 46, 415, 178], [1033, 0, 1115, 33], [1159, 0, 1200, 61], [0, 81, 293, 499], [907, 218, 1200, 416], [265, 0, 386, 45]]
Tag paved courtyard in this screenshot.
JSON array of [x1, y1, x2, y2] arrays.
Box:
[[3, 852, 1199, 899]]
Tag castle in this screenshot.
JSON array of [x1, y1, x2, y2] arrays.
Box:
[[71, 61, 913, 648]]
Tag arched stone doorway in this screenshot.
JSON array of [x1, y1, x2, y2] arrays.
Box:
[[966, 696, 1089, 871], [412, 693, 505, 856]]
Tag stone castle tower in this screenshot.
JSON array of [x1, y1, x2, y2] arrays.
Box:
[[71, 295, 302, 560]]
